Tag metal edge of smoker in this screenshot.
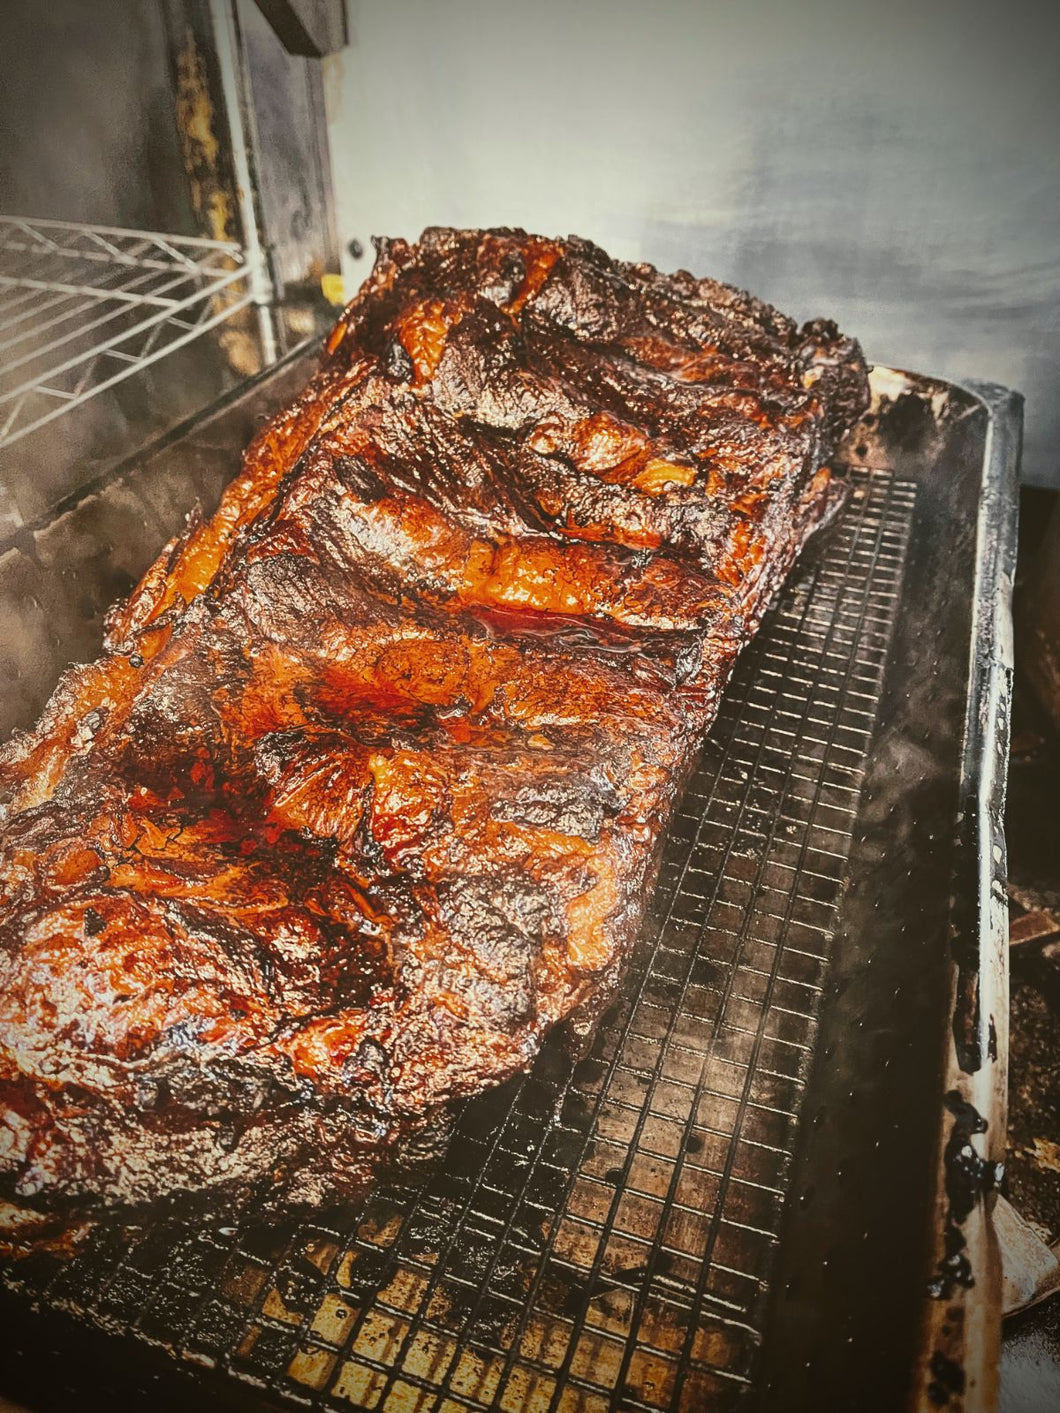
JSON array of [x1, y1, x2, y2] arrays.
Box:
[[754, 370, 1022, 1413], [910, 379, 1021, 1413]]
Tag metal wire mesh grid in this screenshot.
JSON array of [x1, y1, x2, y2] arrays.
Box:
[[0, 217, 261, 449], [4, 466, 916, 1411]]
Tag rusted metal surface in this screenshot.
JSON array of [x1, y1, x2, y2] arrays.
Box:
[[1008, 907, 1060, 949], [165, 0, 263, 379]]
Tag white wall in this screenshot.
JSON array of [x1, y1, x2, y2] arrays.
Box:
[[324, 0, 1060, 486]]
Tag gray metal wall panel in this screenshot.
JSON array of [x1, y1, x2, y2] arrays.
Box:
[[325, 0, 1060, 486]]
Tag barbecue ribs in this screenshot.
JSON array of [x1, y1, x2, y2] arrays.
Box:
[[0, 230, 869, 1221]]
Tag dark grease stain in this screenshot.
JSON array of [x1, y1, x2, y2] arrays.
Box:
[[928, 1091, 1003, 1300], [877, 391, 937, 455], [274, 1249, 325, 1311], [926, 1350, 966, 1406]]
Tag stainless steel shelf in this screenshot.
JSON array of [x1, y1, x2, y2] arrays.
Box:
[[0, 216, 263, 449]]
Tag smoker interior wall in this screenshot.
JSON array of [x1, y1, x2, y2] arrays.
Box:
[[0, 1, 238, 526], [324, 0, 1060, 488], [0, 0, 195, 236]]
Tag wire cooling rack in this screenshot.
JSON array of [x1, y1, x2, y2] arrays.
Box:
[[2, 465, 916, 1412], [0, 216, 262, 449]]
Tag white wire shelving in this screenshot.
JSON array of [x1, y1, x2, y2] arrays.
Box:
[[0, 216, 264, 449]]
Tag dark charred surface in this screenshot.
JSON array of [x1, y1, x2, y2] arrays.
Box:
[[0, 228, 868, 1229], [928, 1092, 1004, 1302]]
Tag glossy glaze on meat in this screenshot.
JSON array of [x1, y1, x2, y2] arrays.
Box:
[[0, 230, 868, 1221]]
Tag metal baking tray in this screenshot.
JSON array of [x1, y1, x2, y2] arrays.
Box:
[[0, 349, 1021, 1412]]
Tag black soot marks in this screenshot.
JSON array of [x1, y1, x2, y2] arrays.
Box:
[[926, 1350, 966, 1407], [877, 392, 937, 455], [927, 1091, 1003, 1301]]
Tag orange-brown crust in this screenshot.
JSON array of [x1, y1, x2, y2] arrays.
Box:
[[0, 228, 868, 1223]]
